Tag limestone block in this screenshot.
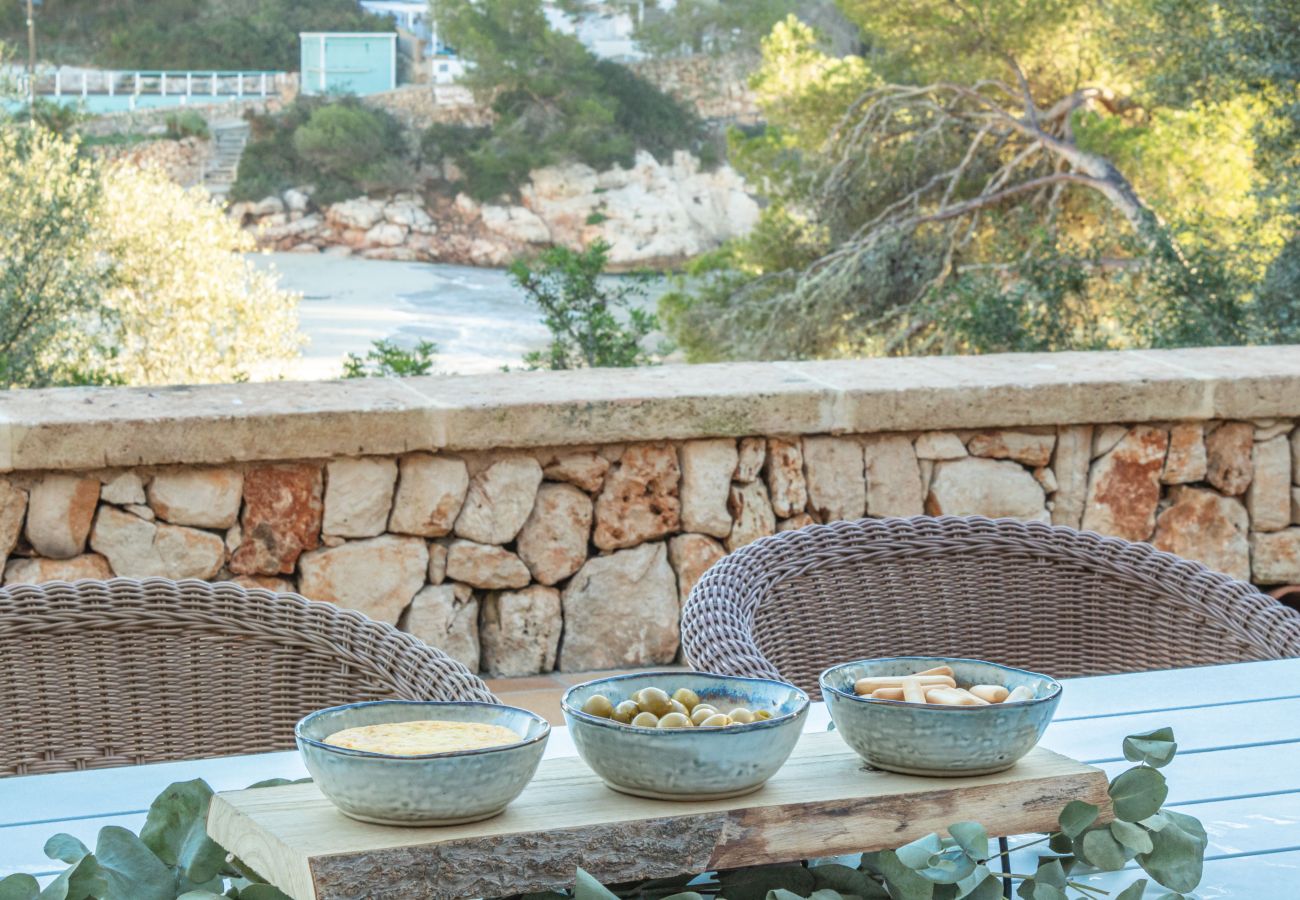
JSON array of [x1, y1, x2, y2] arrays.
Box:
[[764, 437, 807, 519], [802, 436, 865, 523], [540, 450, 610, 493], [232, 574, 295, 593], [1250, 528, 1300, 584], [679, 439, 737, 538], [147, 467, 243, 528], [25, 475, 100, 560], [778, 513, 816, 531], [862, 434, 924, 517], [4, 553, 113, 584], [479, 585, 562, 677], [516, 483, 592, 586], [0, 480, 28, 570], [1246, 436, 1292, 532], [726, 480, 776, 552], [327, 197, 384, 231], [454, 455, 543, 545], [667, 533, 725, 607], [297, 535, 428, 624], [1152, 487, 1250, 581], [323, 457, 398, 538], [100, 471, 146, 506], [559, 542, 679, 671], [926, 458, 1048, 521], [428, 541, 448, 584], [1081, 426, 1169, 541], [1206, 422, 1254, 496], [364, 222, 407, 248], [1293, 486, 1300, 525], [90, 506, 225, 580], [967, 430, 1056, 467], [1091, 425, 1129, 459], [593, 442, 681, 550], [735, 437, 766, 483], [914, 432, 967, 461], [1051, 425, 1092, 529], [400, 583, 479, 672], [445, 539, 531, 590], [389, 454, 469, 537], [1162, 424, 1207, 484], [229, 464, 322, 576]]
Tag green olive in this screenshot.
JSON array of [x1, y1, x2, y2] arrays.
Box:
[[672, 688, 701, 710], [612, 699, 640, 723], [667, 698, 690, 717], [753, 709, 774, 720], [582, 694, 615, 718], [689, 706, 717, 725], [634, 687, 672, 716], [631, 711, 660, 728], [657, 712, 692, 728], [699, 713, 733, 727], [729, 707, 755, 724]]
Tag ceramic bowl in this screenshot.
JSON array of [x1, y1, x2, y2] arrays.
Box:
[[562, 671, 809, 800], [820, 656, 1061, 777], [296, 700, 549, 826]]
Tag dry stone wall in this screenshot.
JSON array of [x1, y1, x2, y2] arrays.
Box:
[[2, 421, 1298, 676], [3, 349, 1299, 675]]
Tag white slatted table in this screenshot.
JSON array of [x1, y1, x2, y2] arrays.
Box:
[[3, 659, 1298, 894]]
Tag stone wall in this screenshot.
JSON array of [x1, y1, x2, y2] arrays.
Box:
[[1, 348, 1298, 675], [89, 136, 211, 188], [627, 54, 760, 125]]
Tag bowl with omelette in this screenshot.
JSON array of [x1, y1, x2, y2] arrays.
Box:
[[296, 700, 549, 826]]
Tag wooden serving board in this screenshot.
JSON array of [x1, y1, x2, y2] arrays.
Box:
[[207, 731, 1108, 900]]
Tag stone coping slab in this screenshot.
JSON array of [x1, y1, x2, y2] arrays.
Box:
[[1, 346, 1297, 472]]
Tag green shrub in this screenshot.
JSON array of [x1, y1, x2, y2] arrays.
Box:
[[164, 109, 209, 140], [343, 339, 438, 377]]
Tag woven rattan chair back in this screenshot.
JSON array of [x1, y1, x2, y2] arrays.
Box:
[[682, 516, 1300, 698], [0, 578, 497, 777]]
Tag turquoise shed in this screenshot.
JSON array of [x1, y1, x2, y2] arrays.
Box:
[[300, 32, 397, 96]]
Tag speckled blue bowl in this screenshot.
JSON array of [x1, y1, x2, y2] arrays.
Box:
[[820, 657, 1062, 777], [563, 671, 809, 800], [296, 700, 549, 826]]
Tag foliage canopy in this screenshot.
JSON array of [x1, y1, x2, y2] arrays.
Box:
[[661, 0, 1299, 361]]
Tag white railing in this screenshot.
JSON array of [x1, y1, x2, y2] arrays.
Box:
[[9, 67, 289, 104]]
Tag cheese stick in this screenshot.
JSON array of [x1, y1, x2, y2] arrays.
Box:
[[916, 665, 955, 678], [924, 687, 984, 706], [969, 684, 1010, 704], [870, 687, 905, 700], [1005, 685, 1036, 703], [854, 674, 956, 694], [901, 678, 928, 704]]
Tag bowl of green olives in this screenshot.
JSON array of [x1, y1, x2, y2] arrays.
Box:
[[562, 671, 809, 800]]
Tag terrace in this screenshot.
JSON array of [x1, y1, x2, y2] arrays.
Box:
[[1, 346, 1299, 898]]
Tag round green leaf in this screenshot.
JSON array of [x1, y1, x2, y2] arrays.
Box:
[[1058, 800, 1100, 839], [1135, 810, 1207, 893], [811, 863, 874, 897], [1115, 880, 1148, 899], [574, 868, 620, 900], [95, 826, 175, 900], [0, 874, 40, 900], [1123, 729, 1178, 768], [1034, 859, 1067, 888], [42, 835, 90, 866], [719, 865, 815, 900], [897, 833, 944, 870], [1080, 828, 1127, 871], [957, 865, 1003, 900], [1111, 820, 1155, 854], [947, 822, 989, 860], [140, 779, 228, 884], [1033, 886, 1068, 900], [1109, 766, 1169, 821], [1048, 832, 1074, 855]]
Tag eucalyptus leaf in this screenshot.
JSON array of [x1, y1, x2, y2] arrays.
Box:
[[38, 853, 102, 900], [177, 893, 224, 899], [95, 826, 177, 900], [1111, 820, 1155, 854], [1135, 810, 1207, 893], [1057, 800, 1099, 839], [764, 890, 807, 900], [1109, 767, 1169, 822], [658, 894, 705, 900], [807, 892, 851, 900], [1047, 832, 1073, 855], [1033, 859, 1067, 889], [575, 868, 621, 900], [42, 835, 90, 866], [896, 833, 944, 870], [717, 866, 814, 900], [1032, 886, 1068, 900], [811, 863, 878, 897], [1139, 813, 1170, 832], [1122, 729, 1178, 769], [955, 865, 1002, 900], [233, 886, 294, 900], [141, 779, 228, 884], [1080, 828, 1127, 871], [0, 874, 40, 900], [862, 851, 940, 900], [244, 778, 312, 790], [946, 822, 989, 860], [1115, 880, 1148, 899]]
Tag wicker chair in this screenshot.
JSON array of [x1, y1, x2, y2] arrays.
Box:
[[681, 516, 1300, 698], [0, 578, 497, 778]]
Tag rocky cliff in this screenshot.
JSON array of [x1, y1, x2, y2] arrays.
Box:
[[229, 150, 760, 270]]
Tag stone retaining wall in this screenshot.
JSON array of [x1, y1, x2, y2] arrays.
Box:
[[1, 348, 1298, 675]]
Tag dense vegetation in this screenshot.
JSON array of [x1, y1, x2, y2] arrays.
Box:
[[661, 0, 1300, 360], [429, 0, 706, 200], [0, 0, 390, 71], [232, 98, 412, 205], [0, 121, 301, 388]]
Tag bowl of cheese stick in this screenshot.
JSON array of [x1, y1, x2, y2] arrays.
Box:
[[819, 656, 1061, 776]]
